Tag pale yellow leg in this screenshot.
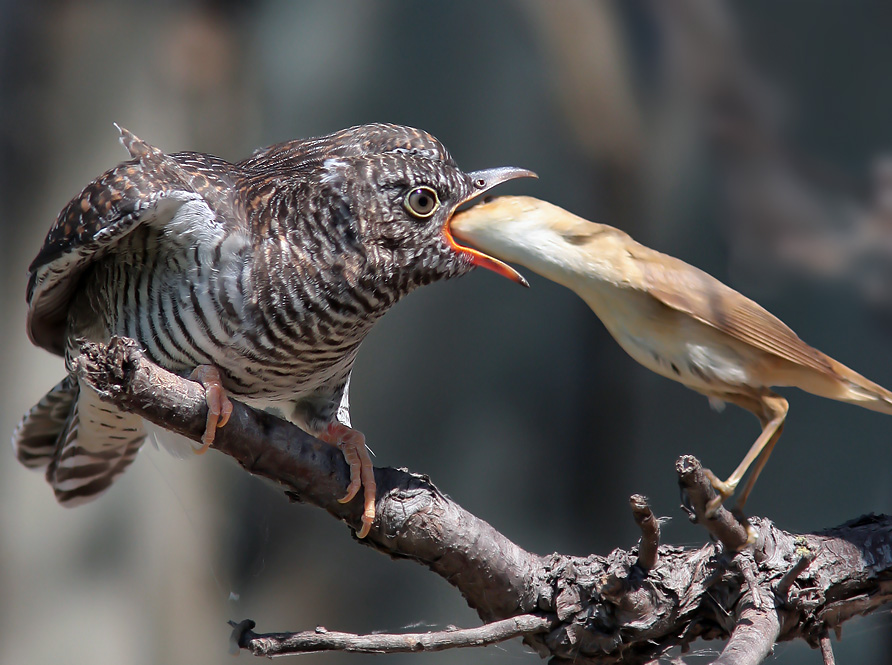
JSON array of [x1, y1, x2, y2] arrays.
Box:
[[705, 392, 789, 516], [319, 422, 376, 538], [188, 365, 233, 454]]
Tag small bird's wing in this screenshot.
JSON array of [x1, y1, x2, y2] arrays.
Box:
[[27, 126, 239, 356], [630, 244, 835, 376]]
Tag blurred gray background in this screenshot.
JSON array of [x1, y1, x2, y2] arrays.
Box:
[[1, 1, 891, 663]]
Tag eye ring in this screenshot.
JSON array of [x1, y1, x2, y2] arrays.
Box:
[[403, 186, 440, 219]]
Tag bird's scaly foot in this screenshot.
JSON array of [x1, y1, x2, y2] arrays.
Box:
[[320, 423, 376, 538], [699, 467, 759, 547], [701, 467, 739, 518], [188, 365, 233, 454]]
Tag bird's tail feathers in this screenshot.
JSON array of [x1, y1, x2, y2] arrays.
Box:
[[838, 379, 892, 416], [13, 377, 77, 470], [14, 377, 147, 506], [815, 360, 892, 416]]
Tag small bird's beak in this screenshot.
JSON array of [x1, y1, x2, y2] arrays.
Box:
[[446, 167, 537, 287]]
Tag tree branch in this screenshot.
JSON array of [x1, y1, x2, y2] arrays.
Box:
[[77, 337, 892, 663], [819, 632, 836, 665], [714, 584, 780, 665], [228, 614, 552, 657]]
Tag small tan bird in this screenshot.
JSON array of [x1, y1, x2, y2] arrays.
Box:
[[450, 195, 892, 515]]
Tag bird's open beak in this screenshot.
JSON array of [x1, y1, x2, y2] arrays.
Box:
[[446, 167, 537, 287]]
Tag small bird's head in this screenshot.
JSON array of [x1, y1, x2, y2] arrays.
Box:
[[451, 193, 577, 259], [449, 196, 625, 288], [308, 124, 535, 290]]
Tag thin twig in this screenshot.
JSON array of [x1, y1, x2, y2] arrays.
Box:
[[737, 557, 762, 611], [774, 540, 815, 600], [819, 631, 836, 665], [230, 614, 553, 657], [630, 494, 660, 570]]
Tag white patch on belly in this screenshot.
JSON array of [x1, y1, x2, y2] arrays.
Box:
[[686, 343, 749, 385]]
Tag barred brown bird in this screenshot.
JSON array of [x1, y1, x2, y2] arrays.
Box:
[[14, 123, 534, 537]]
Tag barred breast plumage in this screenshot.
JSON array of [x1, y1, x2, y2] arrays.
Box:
[[15, 123, 534, 536]]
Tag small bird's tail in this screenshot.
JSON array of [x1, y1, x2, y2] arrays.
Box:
[[13, 377, 146, 505], [803, 358, 892, 416]]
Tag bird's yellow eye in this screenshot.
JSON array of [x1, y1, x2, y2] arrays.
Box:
[[403, 186, 439, 218]]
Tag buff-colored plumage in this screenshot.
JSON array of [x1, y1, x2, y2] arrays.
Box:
[[451, 195, 892, 512]]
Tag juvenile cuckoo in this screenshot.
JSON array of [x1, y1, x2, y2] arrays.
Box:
[[14, 124, 534, 537]]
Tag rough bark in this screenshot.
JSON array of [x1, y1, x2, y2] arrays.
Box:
[[77, 337, 892, 663]]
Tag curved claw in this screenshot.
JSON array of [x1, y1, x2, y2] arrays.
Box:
[[321, 423, 376, 538], [189, 365, 233, 454]]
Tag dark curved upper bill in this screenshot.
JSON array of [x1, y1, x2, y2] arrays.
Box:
[[446, 166, 537, 287]]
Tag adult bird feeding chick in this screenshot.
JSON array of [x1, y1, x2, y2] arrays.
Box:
[[451, 195, 892, 516], [14, 124, 535, 538]]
